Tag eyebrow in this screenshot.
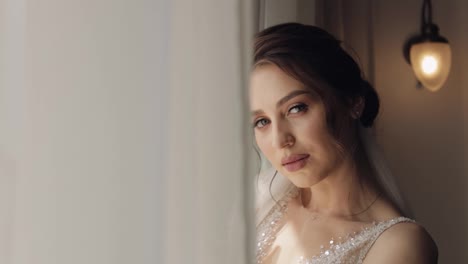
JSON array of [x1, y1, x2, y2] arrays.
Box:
[[251, 89, 311, 117], [276, 90, 311, 108]]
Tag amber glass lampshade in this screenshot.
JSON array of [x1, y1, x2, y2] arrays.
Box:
[[403, 0, 452, 92], [410, 41, 451, 92]]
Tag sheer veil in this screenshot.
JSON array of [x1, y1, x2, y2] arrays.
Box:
[[255, 125, 412, 226], [358, 126, 412, 217]]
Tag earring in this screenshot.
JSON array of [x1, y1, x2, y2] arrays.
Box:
[[352, 110, 361, 119], [353, 97, 365, 119]]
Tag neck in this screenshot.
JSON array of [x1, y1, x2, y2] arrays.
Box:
[[299, 156, 378, 219]]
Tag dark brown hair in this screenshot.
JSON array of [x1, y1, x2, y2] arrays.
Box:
[[254, 23, 384, 197], [254, 23, 379, 131]]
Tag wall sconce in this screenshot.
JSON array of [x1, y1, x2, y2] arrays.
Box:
[[403, 0, 451, 92]]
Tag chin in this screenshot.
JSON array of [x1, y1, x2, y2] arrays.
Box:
[[289, 179, 317, 189], [283, 170, 320, 188]]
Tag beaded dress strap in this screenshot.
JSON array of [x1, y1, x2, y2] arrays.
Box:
[[358, 216, 416, 262], [296, 216, 416, 264]]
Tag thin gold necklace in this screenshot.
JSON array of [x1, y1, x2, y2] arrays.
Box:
[[297, 190, 382, 245], [299, 189, 382, 219]]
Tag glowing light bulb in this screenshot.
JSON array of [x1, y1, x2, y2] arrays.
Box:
[[421, 55, 438, 75], [410, 42, 451, 92]]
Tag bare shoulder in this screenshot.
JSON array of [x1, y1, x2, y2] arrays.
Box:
[[363, 221, 438, 264]]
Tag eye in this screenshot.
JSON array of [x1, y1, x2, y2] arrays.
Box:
[[253, 118, 270, 128], [288, 103, 308, 114]]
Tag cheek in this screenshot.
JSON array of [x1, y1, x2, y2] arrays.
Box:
[[297, 117, 337, 156], [311, 129, 343, 163], [254, 133, 266, 152], [254, 133, 274, 159], [296, 118, 323, 142]]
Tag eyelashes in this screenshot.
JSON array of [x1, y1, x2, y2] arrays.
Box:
[[253, 103, 309, 129], [288, 103, 308, 114], [253, 118, 269, 128]]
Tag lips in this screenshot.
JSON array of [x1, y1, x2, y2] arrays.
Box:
[[281, 154, 310, 165], [281, 154, 310, 172]]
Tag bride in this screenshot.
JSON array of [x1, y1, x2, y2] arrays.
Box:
[[250, 23, 438, 263]]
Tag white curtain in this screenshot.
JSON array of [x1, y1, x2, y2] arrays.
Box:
[[0, 0, 254, 263], [165, 0, 255, 263]]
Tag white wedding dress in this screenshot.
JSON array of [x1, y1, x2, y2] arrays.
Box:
[[256, 187, 415, 264], [255, 127, 415, 263]]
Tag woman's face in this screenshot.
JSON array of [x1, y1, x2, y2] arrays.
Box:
[[249, 63, 345, 188]]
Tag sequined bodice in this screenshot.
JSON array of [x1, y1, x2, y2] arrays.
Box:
[[256, 189, 415, 264]]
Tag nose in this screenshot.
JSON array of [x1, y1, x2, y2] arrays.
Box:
[[271, 120, 295, 149]]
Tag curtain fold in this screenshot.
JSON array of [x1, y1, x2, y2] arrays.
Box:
[[165, 0, 255, 263]]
